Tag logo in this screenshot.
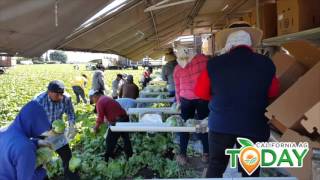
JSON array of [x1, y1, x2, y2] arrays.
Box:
[[225, 138, 309, 176]]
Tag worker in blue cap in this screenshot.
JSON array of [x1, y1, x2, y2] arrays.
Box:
[[34, 80, 79, 179], [0, 101, 52, 180]]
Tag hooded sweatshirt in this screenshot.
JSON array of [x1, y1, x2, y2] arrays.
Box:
[[161, 60, 178, 92], [0, 101, 51, 180], [91, 70, 105, 92]]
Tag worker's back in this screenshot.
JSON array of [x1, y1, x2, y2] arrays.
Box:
[[207, 46, 275, 140]]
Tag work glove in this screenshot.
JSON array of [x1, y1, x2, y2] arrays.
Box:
[[176, 102, 181, 111], [67, 123, 77, 139], [171, 102, 177, 110], [195, 117, 208, 134], [38, 139, 52, 148]]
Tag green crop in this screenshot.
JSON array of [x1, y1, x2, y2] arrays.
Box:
[[0, 64, 199, 179], [69, 156, 81, 172], [36, 147, 54, 167], [52, 119, 65, 134]]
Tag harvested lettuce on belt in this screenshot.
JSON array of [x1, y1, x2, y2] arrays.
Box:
[[165, 115, 184, 126]]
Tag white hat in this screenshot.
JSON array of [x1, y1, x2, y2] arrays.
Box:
[[224, 30, 252, 52], [215, 21, 263, 53]]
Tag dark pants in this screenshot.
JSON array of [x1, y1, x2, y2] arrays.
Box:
[[56, 144, 80, 180], [206, 132, 265, 178], [142, 77, 151, 88], [168, 90, 175, 97], [179, 98, 209, 155], [72, 86, 87, 104], [105, 118, 133, 161]]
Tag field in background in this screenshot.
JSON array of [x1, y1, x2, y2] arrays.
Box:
[[0, 64, 200, 179], [0, 64, 143, 126]]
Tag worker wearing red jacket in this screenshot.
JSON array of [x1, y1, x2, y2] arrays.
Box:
[[195, 22, 280, 178], [90, 90, 133, 162], [173, 42, 210, 166]]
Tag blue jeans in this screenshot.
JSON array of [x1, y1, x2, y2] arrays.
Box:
[[72, 86, 87, 104], [179, 97, 209, 155], [206, 132, 264, 178]]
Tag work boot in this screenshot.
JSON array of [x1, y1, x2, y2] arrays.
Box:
[[176, 154, 188, 166]]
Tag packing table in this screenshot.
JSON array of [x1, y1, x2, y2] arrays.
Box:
[[135, 97, 174, 104], [127, 107, 180, 115], [139, 91, 170, 96], [110, 122, 200, 132]]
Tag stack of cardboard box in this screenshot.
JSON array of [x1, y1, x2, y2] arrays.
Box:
[[266, 41, 320, 179], [277, 0, 320, 35], [251, 0, 277, 38]]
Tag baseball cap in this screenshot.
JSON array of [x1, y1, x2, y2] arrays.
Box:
[[48, 80, 65, 93]]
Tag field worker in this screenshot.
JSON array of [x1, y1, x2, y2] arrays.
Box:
[[90, 64, 106, 103], [173, 42, 210, 166], [111, 74, 123, 99], [0, 101, 51, 180], [34, 80, 79, 180], [161, 48, 178, 97], [119, 75, 139, 99], [71, 74, 88, 103], [140, 66, 153, 88], [194, 22, 280, 178], [90, 90, 133, 162]]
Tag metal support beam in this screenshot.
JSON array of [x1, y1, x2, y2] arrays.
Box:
[[56, 0, 142, 49], [111, 9, 188, 52], [149, 7, 160, 48], [144, 0, 195, 12], [123, 21, 185, 55], [93, 5, 188, 50], [255, 0, 260, 28], [212, 0, 249, 28]]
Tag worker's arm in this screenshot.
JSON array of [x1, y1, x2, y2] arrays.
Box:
[[119, 85, 123, 98], [95, 101, 105, 130], [65, 97, 76, 124], [173, 68, 181, 103], [83, 77, 88, 87], [98, 73, 105, 91], [194, 69, 212, 101], [161, 66, 168, 81]]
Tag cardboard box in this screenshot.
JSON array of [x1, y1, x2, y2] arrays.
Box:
[[201, 35, 213, 56], [279, 130, 320, 180], [226, 13, 254, 26], [277, 0, 320, 35], [269, 117, 288, 133], [271, 51, 307, 94], [251, 0, 277, 38], [266, 61, 320, 133], [283, 40, 320, 69], [301, 102, 320, 135]]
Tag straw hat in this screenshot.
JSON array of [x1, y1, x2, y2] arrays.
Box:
[[215, 21, 263, 53]]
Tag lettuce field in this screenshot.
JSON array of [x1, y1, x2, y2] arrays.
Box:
[[0, 64, 200, 179]]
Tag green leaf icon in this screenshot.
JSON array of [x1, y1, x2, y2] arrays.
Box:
[[237, 138, 254, 148]]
